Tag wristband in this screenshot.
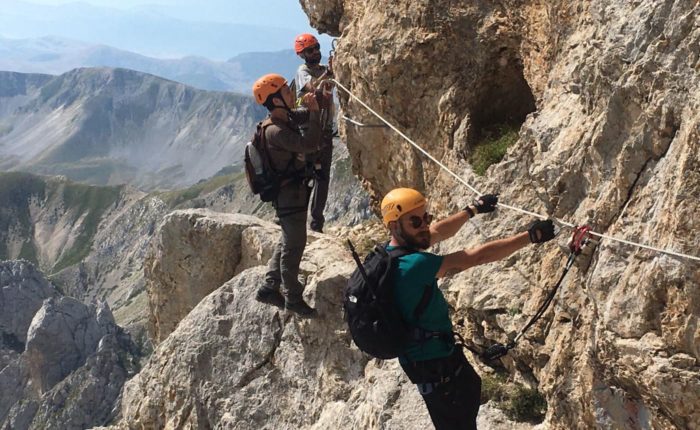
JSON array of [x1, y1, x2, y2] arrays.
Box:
[[464, 206, 476, 218]]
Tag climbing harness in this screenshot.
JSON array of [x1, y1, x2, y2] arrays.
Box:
[[331, 78, 700, 263], [482, 226, 593, 361]]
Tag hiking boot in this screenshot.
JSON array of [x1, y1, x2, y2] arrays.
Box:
[[309, 223, 323, 234], [255, 287, 285, 309], [285, 299, 318, 318]]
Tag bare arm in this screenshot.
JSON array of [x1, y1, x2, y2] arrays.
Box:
[[435, 231, 531, 278], [429, 207, 475, 245]]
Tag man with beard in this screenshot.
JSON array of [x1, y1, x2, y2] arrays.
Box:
[[381, 187, 556, 429], [293, 33, 335, 233]]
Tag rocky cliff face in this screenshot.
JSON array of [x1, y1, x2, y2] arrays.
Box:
[[0, 68, 266, 190], [110, 210, 533, 430], [0, 260, 139, 429], [299, 1, 700, 428]]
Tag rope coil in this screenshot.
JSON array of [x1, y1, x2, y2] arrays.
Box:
[[332, 78, 700, 263]]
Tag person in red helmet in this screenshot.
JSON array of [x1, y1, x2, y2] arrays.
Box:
[[252, 73, 323, 317], [293, 33, 335, 233]]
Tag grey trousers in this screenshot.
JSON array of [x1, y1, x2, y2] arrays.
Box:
[[265, 196, 309, 304], [309, 137, 333, 230]]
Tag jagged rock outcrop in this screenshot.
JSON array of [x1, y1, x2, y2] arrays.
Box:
[[145, 210, 279, 344], [113, 213, 533, 429], [0, 260, 58, 347], [300, 1, 700, 428], [0, 260, 138, 429]]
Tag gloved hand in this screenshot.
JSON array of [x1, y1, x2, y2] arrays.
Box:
[[528, 219, 556, 243], [474, 193, 499, 213]]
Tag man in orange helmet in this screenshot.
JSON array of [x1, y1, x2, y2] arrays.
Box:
[[381, 187, 555, 429], [252, 73, 324, 317], [294, 33, 335, 233]]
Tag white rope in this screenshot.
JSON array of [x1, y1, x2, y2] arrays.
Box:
[[332, 78, 700, 263], [334, 79, 480, 196], [342, 115, 388, 128], [342, 115, 366, 127]]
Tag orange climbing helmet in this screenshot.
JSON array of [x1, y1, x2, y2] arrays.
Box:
[[252, 73, 287, 105], [381, 188, 427, 226], [294, 33, 319, 54]]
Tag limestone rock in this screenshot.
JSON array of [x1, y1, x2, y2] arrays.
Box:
[[118, 233, 537, 429], [107, 212, 538, 429], [297, 0, 700, 428], [0, 263, 138, 429], [144, 209, 279, 344], [0, 260, 58, 346], [24, 297, 115, 393]]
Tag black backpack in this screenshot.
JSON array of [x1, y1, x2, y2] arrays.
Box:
[[244, 118, 279, 202], [344, 240, 434, 359]]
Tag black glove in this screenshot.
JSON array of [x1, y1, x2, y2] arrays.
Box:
[[474, 194, 499, 214], [528, 219, 556, 243]]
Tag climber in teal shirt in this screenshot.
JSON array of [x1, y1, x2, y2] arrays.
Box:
[[380, 187, 556, 430], [385, 249, 452, 361]]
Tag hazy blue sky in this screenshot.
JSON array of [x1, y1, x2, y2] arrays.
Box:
[[2, 0, 334, 58], [25, 0, 315, 28]]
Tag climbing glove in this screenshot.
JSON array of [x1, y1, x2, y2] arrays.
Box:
[[474, 193, 499, 213], [528, 219, 556, 243]]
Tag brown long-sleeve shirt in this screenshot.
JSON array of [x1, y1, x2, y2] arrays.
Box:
[[264, 111, 322, 208], [265, 110, 322, 175]]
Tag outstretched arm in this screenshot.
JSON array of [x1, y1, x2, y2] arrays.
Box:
[[430, 194, 499, 245], [435, 219, 556, 278], [429, 210, 472, 245]]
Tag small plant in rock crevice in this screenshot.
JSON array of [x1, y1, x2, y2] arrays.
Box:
[[469, 124, 520, 176]]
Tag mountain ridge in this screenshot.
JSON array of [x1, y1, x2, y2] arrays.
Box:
[[0, 36, 301, 93], [0, 68, 266, 190]]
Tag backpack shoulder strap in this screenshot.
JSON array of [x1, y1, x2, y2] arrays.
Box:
[[413, 284, 434, 320], [385, 245, 434, 321]]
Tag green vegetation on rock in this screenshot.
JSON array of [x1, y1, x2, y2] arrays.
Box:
[[481, 373, 547, 423], [0, 172, 47, 260], [469, 124, 520, 176], [51, 182, 123, 272], [157, 172, 243, 209]]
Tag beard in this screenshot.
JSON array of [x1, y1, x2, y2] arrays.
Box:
[[398, 228, 431, 250], [305, 53, 322, 65]]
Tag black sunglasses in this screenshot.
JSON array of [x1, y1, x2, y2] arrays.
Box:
[[407, 213, 433, 229], [303, 44, 321, 54]]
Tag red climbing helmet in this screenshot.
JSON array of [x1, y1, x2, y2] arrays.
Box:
[[294, 33, 319, 54]]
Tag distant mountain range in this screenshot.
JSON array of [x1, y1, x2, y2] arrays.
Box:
[[0, 68, 267, 190], [0, 0, 308, 59], [0, 36, 302, 93]]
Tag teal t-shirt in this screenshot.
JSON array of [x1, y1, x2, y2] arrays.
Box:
[[387, 246, 454, 362]]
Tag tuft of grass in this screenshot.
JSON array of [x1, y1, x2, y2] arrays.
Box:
[[481, 373, 547, 423], [504, 385, 547, 423], [469, 124, 520, 176], [481, 373, 509, 404]]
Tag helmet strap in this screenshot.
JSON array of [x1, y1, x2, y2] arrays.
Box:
[[265, 92, 293, 114]]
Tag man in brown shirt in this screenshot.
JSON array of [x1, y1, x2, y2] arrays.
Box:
[[252, 73, 324, 317]]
